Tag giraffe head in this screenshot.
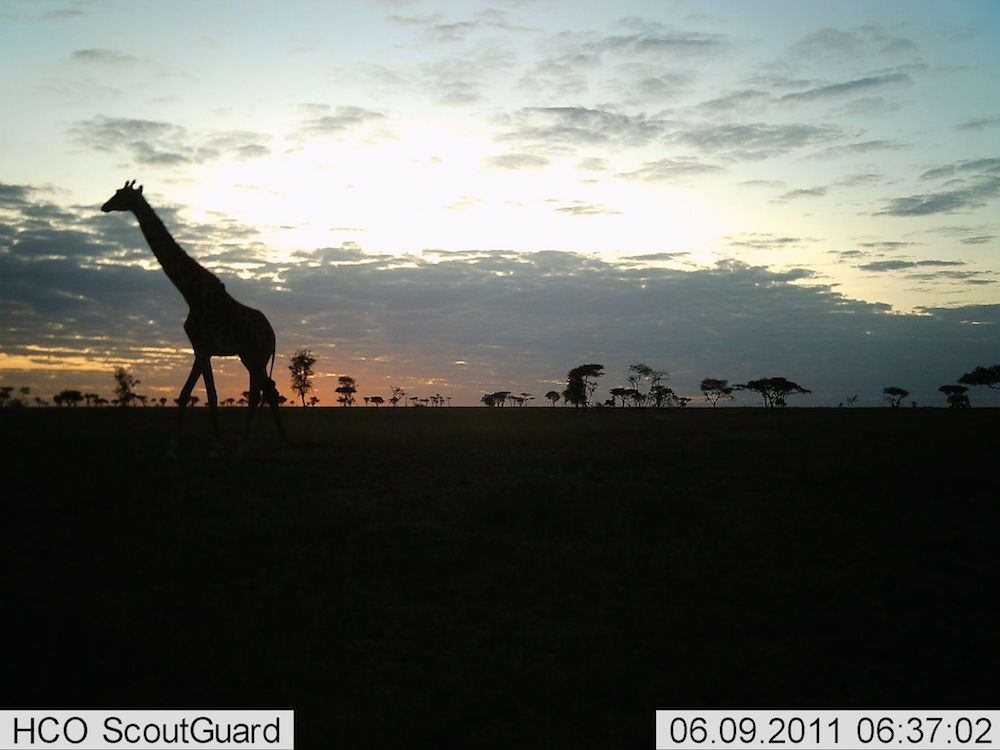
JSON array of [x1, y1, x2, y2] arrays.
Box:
[[101, 180, 145, 213]]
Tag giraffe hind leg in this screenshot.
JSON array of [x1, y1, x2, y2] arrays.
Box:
[[169, 358, 204, 459]]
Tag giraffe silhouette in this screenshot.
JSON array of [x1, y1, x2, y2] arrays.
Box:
[[102, 180, 285, 456]]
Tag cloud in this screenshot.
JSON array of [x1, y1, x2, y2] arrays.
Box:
[[876, 177, 1000, 216], [779, 73, 911, 104], [811, 140, 906, 159], [602, 29, 728, 57], [789, 27, 918, 62], [726, 233, 812, 250], [956, 115, 1000, 132], [519, 25, 714, 100], [552, 201, 621, 216], [41, 7, 87, 20], [487, 153, 551, 170], [670, 122, 840, 160], [618, 157, 723, 182], [295, 106, 387, 137], [919, 158, 1000, 181], [387, 9, 533, 43], [576, 157, 610, 172], [502, 106, 667, 150], [772, 187, 827, 203], [71, 116, 272, 165], [698, 89, 771, 112], [858, 259, 965, 272], [70, 49, 137, 65], [857, 241, 916, 251], [0, 183, 35, 208], [876, 159, 1000, 215]]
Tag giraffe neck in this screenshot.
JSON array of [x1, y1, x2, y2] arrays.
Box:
[[132, 198, 223, 307]]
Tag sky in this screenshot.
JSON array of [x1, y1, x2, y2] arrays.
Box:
[[1, 0, 999, 406]]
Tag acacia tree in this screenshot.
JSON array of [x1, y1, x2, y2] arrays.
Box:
[[112, 366, 140, 407], [545, 390, 560, 406], [649, 384, 677, 408], [55, 389, 85, 406], [883, 386, 909, 408], [959, 364, 1000, 391], [700, 378, 734, 407], [737, 377, 810, 408], [609, 386, 629, 407], [626, 363, 666, 406], [939, 384, 970, 408], [564, 363, 604, 408], [336, 376, 357, 406], [289, 349, 317, 406]]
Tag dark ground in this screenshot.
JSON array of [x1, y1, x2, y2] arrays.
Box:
[[1, 406, 996, 747]]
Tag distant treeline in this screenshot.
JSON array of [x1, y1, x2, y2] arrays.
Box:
[[1, 359, 996, 410]]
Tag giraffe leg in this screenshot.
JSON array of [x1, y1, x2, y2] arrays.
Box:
[[263, 376, 286, 443], [201, 358, 221, 457], [239, 369, 264, 456], [168, 358, 204, 458]]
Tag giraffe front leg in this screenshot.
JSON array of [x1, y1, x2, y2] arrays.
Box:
[[239, 370, 264, 458], [168, 358, 204, 459], [201, 358, 222, 458]]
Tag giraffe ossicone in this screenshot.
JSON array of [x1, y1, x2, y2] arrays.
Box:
[[102, 181, 285, 454]]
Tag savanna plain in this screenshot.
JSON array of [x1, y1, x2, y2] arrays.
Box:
[[2, 406, 996, 748]]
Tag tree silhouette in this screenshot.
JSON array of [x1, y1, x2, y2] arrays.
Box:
[[649, 384, 677, 408], [737, 377, 810, 408], [883, 386, 909, 408], [112, 366, 140, 407], [389, 385, 405, 407], [700, 378, 734, 407], [335, 376, 357, 406], [289, 349, 318, 406], [308, 395, 320, 407], [608, 386, 629, 407], [0, 386, 12, 406], [564, 363, 603, 408], [959, 364, 1000, 391], [545, 390, 560, 406], [370, 395, 384, 407], [55, 389, 84, 407], [939, 384, 970, 408], [627, 363, 665, 405]]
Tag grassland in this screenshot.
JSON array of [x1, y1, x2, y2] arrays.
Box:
[[1, 406, 996, 747]]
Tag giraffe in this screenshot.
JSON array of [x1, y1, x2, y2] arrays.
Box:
[[101, 180, 285, 456]]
